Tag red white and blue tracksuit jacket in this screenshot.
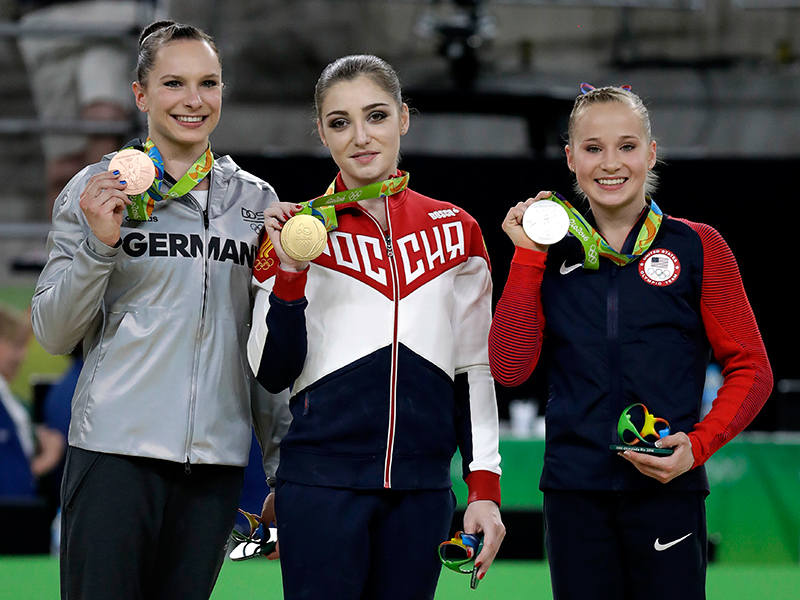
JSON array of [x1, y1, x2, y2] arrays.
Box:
[[248, 175, 502, 504], [489, 205, 772, 493]]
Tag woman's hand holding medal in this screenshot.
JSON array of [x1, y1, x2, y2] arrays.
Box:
[[502, 190, 564, 252], [79, 147, 157, 247], [78, 170, 132, 248], [264, 202, 328, 272]]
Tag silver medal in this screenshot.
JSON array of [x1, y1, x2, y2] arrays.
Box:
[[522, 199, 570, 245]]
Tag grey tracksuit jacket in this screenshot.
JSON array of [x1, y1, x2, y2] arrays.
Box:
[[31, 152, 289, 475]]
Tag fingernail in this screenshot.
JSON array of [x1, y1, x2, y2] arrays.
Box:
[[113, 170, 120, 176], [120, 181, 127, 185], [655, 441, 662, 448], [479, 572, 485, 580]]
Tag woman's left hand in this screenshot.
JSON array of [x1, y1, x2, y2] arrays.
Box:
[[259, 492, 280, 560], [619, 431, 695, 484], [462, 500, 506, 583]]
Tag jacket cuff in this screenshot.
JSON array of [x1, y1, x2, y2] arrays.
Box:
[[687, 432, 705, 468], [273, 267, 308, 301], [512, 246, 547, 268], [465, 470, 501, 506], [86, 231, 121, 258]]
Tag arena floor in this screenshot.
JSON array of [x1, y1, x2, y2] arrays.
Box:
[[1, 557, 798, 599]]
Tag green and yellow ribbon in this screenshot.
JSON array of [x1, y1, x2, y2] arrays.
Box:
[[124, 138, 214, 220], [550, 192, 663, 270], [296, 171, 410, 231]]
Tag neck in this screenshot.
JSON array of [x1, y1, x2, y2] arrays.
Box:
[[339, 169, 396, 192], [358, 196, 388, 231], [592, 200, 648, 253], [149, 134, 209, 181], [338, 171, 399, 231]]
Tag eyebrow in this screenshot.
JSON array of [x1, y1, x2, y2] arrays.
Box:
[[324, 102, 390, 119], [581, 134, 641, 144], [159, 73, 221, 81]]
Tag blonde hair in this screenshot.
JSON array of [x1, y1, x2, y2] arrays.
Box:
[[0, 304, 29, 344], [567, 85, 659, 198]]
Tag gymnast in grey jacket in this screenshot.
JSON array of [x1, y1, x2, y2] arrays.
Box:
[[31, 20, 289, 600]]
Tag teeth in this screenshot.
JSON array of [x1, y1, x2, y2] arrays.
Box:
[[175, 116, 204, 122], [598, 178, 625, 185]]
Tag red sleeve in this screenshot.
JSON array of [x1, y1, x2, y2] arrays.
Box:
[[488, 247, 548, 387], [682, 221, 773, 466], [272, 266, 308, 301], [465, 471, 502, 506]]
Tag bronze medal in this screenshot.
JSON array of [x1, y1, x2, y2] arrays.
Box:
[[108, 149, 156, 196]]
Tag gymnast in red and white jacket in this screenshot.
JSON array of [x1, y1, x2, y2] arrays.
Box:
[[247, 172, 502, 505]]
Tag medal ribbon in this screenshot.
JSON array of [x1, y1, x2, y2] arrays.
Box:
[[124, 138, 214, 219], [550, 192, 663, 270], [296, 171, 410, 231], [320, 170, 409, 203]]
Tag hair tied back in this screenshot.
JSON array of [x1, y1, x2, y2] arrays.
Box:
[[580, 83, 632, 94]]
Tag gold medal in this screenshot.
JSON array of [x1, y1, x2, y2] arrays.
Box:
[[108, 149, 156, 196], [280, 214, 328, 262]]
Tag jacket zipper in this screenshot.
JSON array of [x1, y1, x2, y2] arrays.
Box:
[[184, 189, 211, 469], [607, 266, 622, 448], [358, 204, 400, 489], [384, 231, 401, 489]]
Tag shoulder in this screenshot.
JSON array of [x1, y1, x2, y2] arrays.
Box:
[[214, 154, 278, 197], [218, 156, 274, 193], [665, 215, 721, 238], [403, 188, 489, 262], [663, 216, 740, 279], [664, 216, 729, 252], [404, 188, 481, 229]]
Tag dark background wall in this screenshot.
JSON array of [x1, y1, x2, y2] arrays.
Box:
[[238, 154, 795, 431]]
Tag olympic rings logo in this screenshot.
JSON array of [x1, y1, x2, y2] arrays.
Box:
[[254, 256, 274, 272], [639, 248, 680, 287]]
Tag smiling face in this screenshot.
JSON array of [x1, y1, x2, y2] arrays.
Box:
[[316, 75, 409, 189], [565, 101, 657, 218], [133, 39, 222, 158]]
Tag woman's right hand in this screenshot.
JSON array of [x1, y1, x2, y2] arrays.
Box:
[[263, 202, 310, 273], [501, 190, 553, 253], [79, 170, 131, 247]]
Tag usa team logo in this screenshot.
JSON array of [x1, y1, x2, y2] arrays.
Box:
[[639, 249, 680, 286]]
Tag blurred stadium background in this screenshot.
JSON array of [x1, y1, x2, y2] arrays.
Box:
[[0, 0, 798, 598]]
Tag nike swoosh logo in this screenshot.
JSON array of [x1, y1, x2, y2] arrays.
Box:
[[560, 261, 582, 275], [654, 533, 693, 551]]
